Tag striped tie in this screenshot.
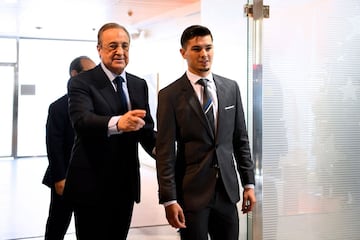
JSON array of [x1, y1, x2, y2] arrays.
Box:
[[197, 78, 215, 133], [113, 76, 128, 114]]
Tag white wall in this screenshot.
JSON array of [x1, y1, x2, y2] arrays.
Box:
[[131, 1, 250, 176], [128, 2, 201, 91], [201, 0, 249, 115]]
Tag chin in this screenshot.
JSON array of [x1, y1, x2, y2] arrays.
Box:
[[112, 65, 125, 72], [200, 68, 210, 72]]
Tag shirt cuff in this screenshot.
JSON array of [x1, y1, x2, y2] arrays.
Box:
[[108, 116, 122, 136], [244, 184, 255, 189], [163, 200, 177, 207]]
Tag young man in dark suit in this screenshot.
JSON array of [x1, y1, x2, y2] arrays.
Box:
[[63, 23, 156, 239], [43, 56, 96, 240], [156, 25, 256, 240]]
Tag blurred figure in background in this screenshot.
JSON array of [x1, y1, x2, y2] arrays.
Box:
[[42, 56, 96, 240]]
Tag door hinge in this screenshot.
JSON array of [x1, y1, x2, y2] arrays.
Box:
[[244, 3, 270, 19]]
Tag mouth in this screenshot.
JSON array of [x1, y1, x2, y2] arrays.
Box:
[[200, 60, 209, 66], [200, 58, 209, 63], [113, 58, 125, 63]]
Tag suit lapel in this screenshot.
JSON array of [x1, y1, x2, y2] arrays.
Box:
[[181, 75, 215, 139], [93, 66, 121, 113], [213, 75, 227, 142], [125, 73, 137, 108]]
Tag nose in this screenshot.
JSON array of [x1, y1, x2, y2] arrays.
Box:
[[200, 48, 208, 58], [115, 46, 125, 54]]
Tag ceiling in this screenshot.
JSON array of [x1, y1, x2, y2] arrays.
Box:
[[0, 0, 199, 40]]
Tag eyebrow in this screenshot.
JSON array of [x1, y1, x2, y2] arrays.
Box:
[[191, 44, 213, 48]]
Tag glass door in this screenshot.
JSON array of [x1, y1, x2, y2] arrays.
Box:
[[0, 65, 16, 158], [248, 0, 360, 239]]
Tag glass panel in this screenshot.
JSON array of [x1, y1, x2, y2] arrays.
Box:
[[17, 39, 99, 156], [0, 38, 17, 63], [261, 0, 360, 239], [246, 0, 265, 239], [0, 65, 15, 157]]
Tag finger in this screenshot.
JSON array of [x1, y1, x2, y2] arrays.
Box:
[[243, 199, 255, 213], [247, 200, 255, 212], [242, 199, 247, 210], [247, 204, 253, 212], [177, 211, 186, 228], [167, 215, 178, 228], [131, 117, 145, 127], [131, 109, 146, 118], [172, 217, 186, 229], [127, 116, 144, 127], [242, 200, 249, 214], [135, 118, 145, 126]]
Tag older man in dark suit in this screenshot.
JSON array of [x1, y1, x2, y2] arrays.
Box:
[[63, 23, 156, 239], [43, 56, 95, 240], [156, 25, 256, 240]]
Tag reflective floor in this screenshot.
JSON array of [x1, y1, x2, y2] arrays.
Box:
[[0, 156, 179, 240]]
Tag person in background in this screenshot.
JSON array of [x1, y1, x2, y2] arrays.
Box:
[[63, 22, 156, 239], [42, 56, 96, 240], [156, 25, 256, 240]]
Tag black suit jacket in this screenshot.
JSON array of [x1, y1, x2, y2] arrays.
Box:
[[43, 94, 74, 188], [156, 73, 255, 211], [64, 65, 156, 205]]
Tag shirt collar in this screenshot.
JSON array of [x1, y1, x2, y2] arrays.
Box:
[[100, 62, 127, 82], [186, 70, 213, 84]]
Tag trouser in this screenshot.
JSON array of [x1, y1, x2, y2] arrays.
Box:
[[180, 178, 239, 240], [73, 198, 134, 240], [45, 188, 73, 240]]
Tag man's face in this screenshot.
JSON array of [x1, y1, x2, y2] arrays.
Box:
[[97, 28, 130, 75], [180, 35, 213, 77]]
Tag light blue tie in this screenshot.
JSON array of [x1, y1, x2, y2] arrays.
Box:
[[197, 78, 215, 134]]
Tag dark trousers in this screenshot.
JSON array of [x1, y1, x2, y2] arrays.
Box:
[[180, 178, 239, 240], [73, 198, 134, 240], [45, 188, 73, 240]]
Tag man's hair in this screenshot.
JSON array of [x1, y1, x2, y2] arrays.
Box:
[[97, 22, 131, 46], [180, 25, 213, 49], [69, 56, 91, 76]]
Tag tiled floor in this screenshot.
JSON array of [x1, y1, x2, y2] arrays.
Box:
[[27, 225, 180, 240], [0, 155, 179, 240]]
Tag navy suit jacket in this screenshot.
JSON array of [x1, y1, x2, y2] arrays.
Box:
[[64, 65, 156, 205], [43, 94, 74, 188], [156, 73, 255, 211]]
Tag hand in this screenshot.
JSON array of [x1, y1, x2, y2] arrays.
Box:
[[241, 188, 256, 214], [165, 203, 186, 229], [117, 109, 146, 132], [54, 179, 66, 196]]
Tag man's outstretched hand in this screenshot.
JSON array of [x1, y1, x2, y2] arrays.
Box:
[[117, 109, 146, 132]]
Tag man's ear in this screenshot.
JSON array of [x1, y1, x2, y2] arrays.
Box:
[[70, 69, 78, 77], [180, 48, 185, 58]]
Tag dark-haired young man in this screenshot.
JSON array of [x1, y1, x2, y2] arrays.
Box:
[[156, 25, 256, 240]]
